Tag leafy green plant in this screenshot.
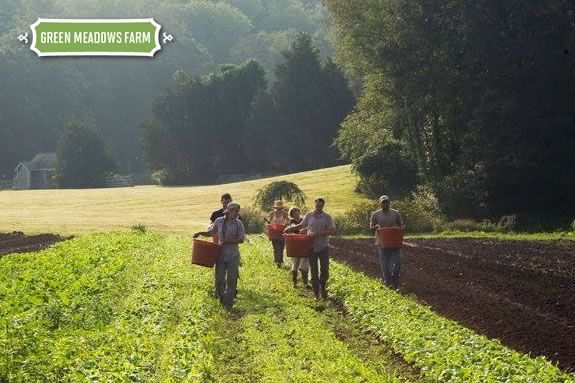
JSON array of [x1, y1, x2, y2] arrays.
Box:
[[394, 185, 446, 233], [239, 206, 266, 234], [218, 237, 409, 382], [3, 233, 570, 382], [328, 261, 574, 383], [445, 219, 497, 233], [0, 233, 221, 381], [253, 180, 306, 211], [130, 223, 147, 233]]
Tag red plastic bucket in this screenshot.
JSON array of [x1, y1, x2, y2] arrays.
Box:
[[377, 227, 404, 248], [283, 234, 312, 257], [267, 224, 286, 241], [192, 239, 221, 267]]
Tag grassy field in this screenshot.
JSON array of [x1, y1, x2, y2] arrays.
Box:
[[0, 165, 367, 235]]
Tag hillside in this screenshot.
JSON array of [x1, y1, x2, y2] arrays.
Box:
[[0, 165, 367, 235]]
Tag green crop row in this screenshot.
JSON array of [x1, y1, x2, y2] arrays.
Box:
[[215, 236, 410, 383], [0, 232, 222, 382], [329, 261, 575, 383]]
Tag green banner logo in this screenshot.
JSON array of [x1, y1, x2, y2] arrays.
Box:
[[30, 18, 163, 57]]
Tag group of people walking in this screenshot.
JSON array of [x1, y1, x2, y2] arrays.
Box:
[[194, 192, 404, 311]]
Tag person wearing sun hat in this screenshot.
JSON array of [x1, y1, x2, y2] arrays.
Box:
[[266, 200, 289, 267], [194, 201, 245, 311], [370, 195, 404, 288]]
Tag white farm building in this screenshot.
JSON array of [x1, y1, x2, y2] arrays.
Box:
[[13, 152, 57, 190]]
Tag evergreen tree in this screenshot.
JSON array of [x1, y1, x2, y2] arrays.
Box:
[[143, 60, 266, 184], [245, 33, 355, 173]]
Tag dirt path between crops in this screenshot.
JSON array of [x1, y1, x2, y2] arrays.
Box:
[[330, 237, 575, 371], [0, 231, 68, 257]]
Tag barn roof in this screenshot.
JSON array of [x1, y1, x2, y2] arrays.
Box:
[[27, 152, 57, 170]]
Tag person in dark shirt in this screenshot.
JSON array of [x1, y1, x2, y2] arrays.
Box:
[[210, 193, 233, 223], [210, 193, 242, 223]]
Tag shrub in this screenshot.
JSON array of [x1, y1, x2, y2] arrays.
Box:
[[446, 219, 497, 232], [130, 224, 147, 233], [331, 200, 379, 235], [240, 207, 266, 234], [333, 215, 367, 235], [394, 185, 446, 233], [498, 215, 517, 232], [353, 142, 419, 199], [253, 181, 306, 211], [151, 169, 168, 185], [335, 190, 446, 235], [436, 163, 488, 219], [345, 200, 379, 227]]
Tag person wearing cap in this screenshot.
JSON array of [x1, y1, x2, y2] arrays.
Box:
[[287, 197, 336, 299], [265, 200, 289, 267], [194, 201, 245, 311], [284, 206, 310, 288], [370, 195, 404, 288]]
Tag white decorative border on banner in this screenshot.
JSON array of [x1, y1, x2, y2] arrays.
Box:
[[29, 18, 163, 57]]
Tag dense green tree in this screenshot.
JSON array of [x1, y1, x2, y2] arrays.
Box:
[[143, 60, 266, 184], [245, 33, 355, 173], [180, 1, 253, 63], [0, 0, 332, 179], [326, 0, 575, 227], [56, 122, 116, 188]]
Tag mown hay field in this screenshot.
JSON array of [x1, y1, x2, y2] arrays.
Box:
[[0, 165, 367, 235]]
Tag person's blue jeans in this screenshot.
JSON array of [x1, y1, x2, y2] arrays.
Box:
[[309, 247, 329, 297], [215, 246, 241, 309], [271, 239, 285, 266], [377, 247, 401, 287]]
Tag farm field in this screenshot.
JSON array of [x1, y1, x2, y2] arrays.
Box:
[[1, 232, 574, 382], [0, 232, 416, 382], [331, 237, 575, 371], [0, 165, 367, 235], [2, 165, 575, 381]]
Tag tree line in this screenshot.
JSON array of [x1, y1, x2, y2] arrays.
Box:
[[142, 34, 354, 184], [324, 0, 575, 228], [0, 0, 333, 178]]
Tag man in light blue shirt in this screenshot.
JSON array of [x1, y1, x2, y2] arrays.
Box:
[[289, 197, 336, 299]]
